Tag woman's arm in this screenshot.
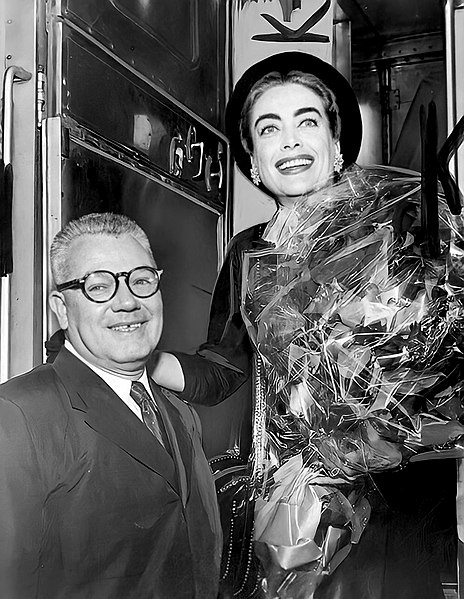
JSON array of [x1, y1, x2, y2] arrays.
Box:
[[150, 351, 186, 392], [170, 349, 247, 405], [150, 225, 262, 405], [150, 349, 247, 402]]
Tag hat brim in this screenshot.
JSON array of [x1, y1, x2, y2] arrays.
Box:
[[225, 52, 362, 190]]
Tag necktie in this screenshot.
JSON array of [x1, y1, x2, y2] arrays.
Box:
[[130, 381, 168, 450]]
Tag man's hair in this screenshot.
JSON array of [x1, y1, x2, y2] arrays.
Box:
[[240, 70, 341, 155], [50, 212, 155, 285]]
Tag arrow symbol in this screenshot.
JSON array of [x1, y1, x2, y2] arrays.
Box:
[[252, 0, 331, 43]]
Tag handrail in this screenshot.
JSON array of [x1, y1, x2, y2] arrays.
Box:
[[0, 65, 32, 383], [437, 115, 464, 215], [2, 66, 32, 163]]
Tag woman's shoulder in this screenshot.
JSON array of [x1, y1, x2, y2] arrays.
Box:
[[227, 221, 269, 253]]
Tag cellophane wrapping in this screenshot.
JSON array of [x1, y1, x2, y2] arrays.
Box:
[[241, 165, 464, 598]]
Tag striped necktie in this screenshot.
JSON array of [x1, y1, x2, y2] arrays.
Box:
[[130, 381, 168, 450]]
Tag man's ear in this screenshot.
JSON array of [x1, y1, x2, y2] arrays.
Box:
[[49, 291, 69, 330]]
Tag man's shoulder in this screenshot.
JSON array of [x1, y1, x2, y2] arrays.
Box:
[[0, 363, 64, 415], [0, 363, 56, 394]]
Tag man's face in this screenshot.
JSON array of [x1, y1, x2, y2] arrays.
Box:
[[50, 233, 163, 378]]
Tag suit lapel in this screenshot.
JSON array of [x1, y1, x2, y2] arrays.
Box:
[[52, 348, 179, 495], [152, 383, 192, 507]]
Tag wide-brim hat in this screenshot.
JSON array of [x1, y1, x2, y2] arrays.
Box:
[[225, 51, 362, 187]]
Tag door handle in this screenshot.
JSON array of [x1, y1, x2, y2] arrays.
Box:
[[186, 125, 204, 179], [205, 142, 224, 192], [1, 65, 32, 273], [2, 66, 32, 164], [169, 134, 184, 178], [1, 65, 32, 383]]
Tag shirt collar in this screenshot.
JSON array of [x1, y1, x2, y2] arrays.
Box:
[[64, 340, 150, 399], [262, 205, 299, 246]]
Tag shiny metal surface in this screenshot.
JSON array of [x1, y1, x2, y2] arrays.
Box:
[[0, 66, 32, 382], [41, 0, 231, 357], [60, 24, 229, 213], [338, 0, 444, 45], [61, 0, 227, 129], [1, 0, 38, 381], [61, 139, 219, 353]]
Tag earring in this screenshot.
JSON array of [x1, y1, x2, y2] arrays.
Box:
[[333, 151, 344, 174], [250, 164, 261, 186]]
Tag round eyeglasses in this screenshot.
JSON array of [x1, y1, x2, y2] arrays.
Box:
[[56, 266, 163, 303]]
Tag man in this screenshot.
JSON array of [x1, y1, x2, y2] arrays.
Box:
[[0, 212, 221, 598]]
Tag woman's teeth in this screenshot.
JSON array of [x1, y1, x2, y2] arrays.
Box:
[[278, 158, 312, 171]]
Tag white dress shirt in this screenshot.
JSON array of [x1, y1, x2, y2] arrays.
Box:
[[64, 340, 153, 421]]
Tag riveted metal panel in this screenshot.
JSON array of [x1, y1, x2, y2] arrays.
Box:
[[60, 0, 227, 129]]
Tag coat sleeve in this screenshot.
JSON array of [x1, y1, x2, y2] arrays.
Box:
[[174, 227, 260, 406], [0, 396, 44, 598]]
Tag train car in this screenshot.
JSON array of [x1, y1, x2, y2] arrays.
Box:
[[1, 0, 463, 596]]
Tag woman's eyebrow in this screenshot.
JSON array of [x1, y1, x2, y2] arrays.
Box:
[[254, 107, 323, 129], [294, 107, 322, 118], [254, 113, 280, 128]]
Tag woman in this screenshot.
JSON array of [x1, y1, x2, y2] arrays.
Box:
[[148, 52, 363, 598], [153, 52, 463, 599], [153, 51, 361, 407]]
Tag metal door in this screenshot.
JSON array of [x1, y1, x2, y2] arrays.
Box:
[[61, 0, 229, 129], [42, 0, 231, 356], [1, 0, 231, 380]]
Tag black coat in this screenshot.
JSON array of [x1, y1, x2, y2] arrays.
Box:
[[176, 222, 268, 407], [0, 348, 222, 598], [177, 217, 456, 599]]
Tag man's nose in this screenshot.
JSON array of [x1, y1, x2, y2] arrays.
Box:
[[111, 279, 140, 310]]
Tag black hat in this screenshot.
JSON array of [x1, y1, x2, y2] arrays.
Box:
[[225, 51, 362, 186]]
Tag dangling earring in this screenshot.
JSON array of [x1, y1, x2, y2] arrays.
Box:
[[333, 150, 344, 174], [250, 164, 261, 186]]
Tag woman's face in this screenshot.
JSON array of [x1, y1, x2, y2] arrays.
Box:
[[249, 82, 339, 207]]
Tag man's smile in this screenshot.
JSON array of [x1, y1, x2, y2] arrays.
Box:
[[109, 322, 144, 333]]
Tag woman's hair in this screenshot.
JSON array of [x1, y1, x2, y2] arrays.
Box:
[[50, 212, 154, 285], [239, 70, 341, 155]]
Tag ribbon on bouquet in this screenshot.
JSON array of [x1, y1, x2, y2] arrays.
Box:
[[254, 454, 371, 573]]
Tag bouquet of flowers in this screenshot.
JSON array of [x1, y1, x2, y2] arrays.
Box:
[[241, 165, 464, 598]]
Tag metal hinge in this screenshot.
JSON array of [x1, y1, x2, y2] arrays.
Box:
[[37, 65, 46, 126], [390, 88, 400, 111]]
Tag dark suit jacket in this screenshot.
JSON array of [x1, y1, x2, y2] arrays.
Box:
[[0, 348, 221, 598]]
